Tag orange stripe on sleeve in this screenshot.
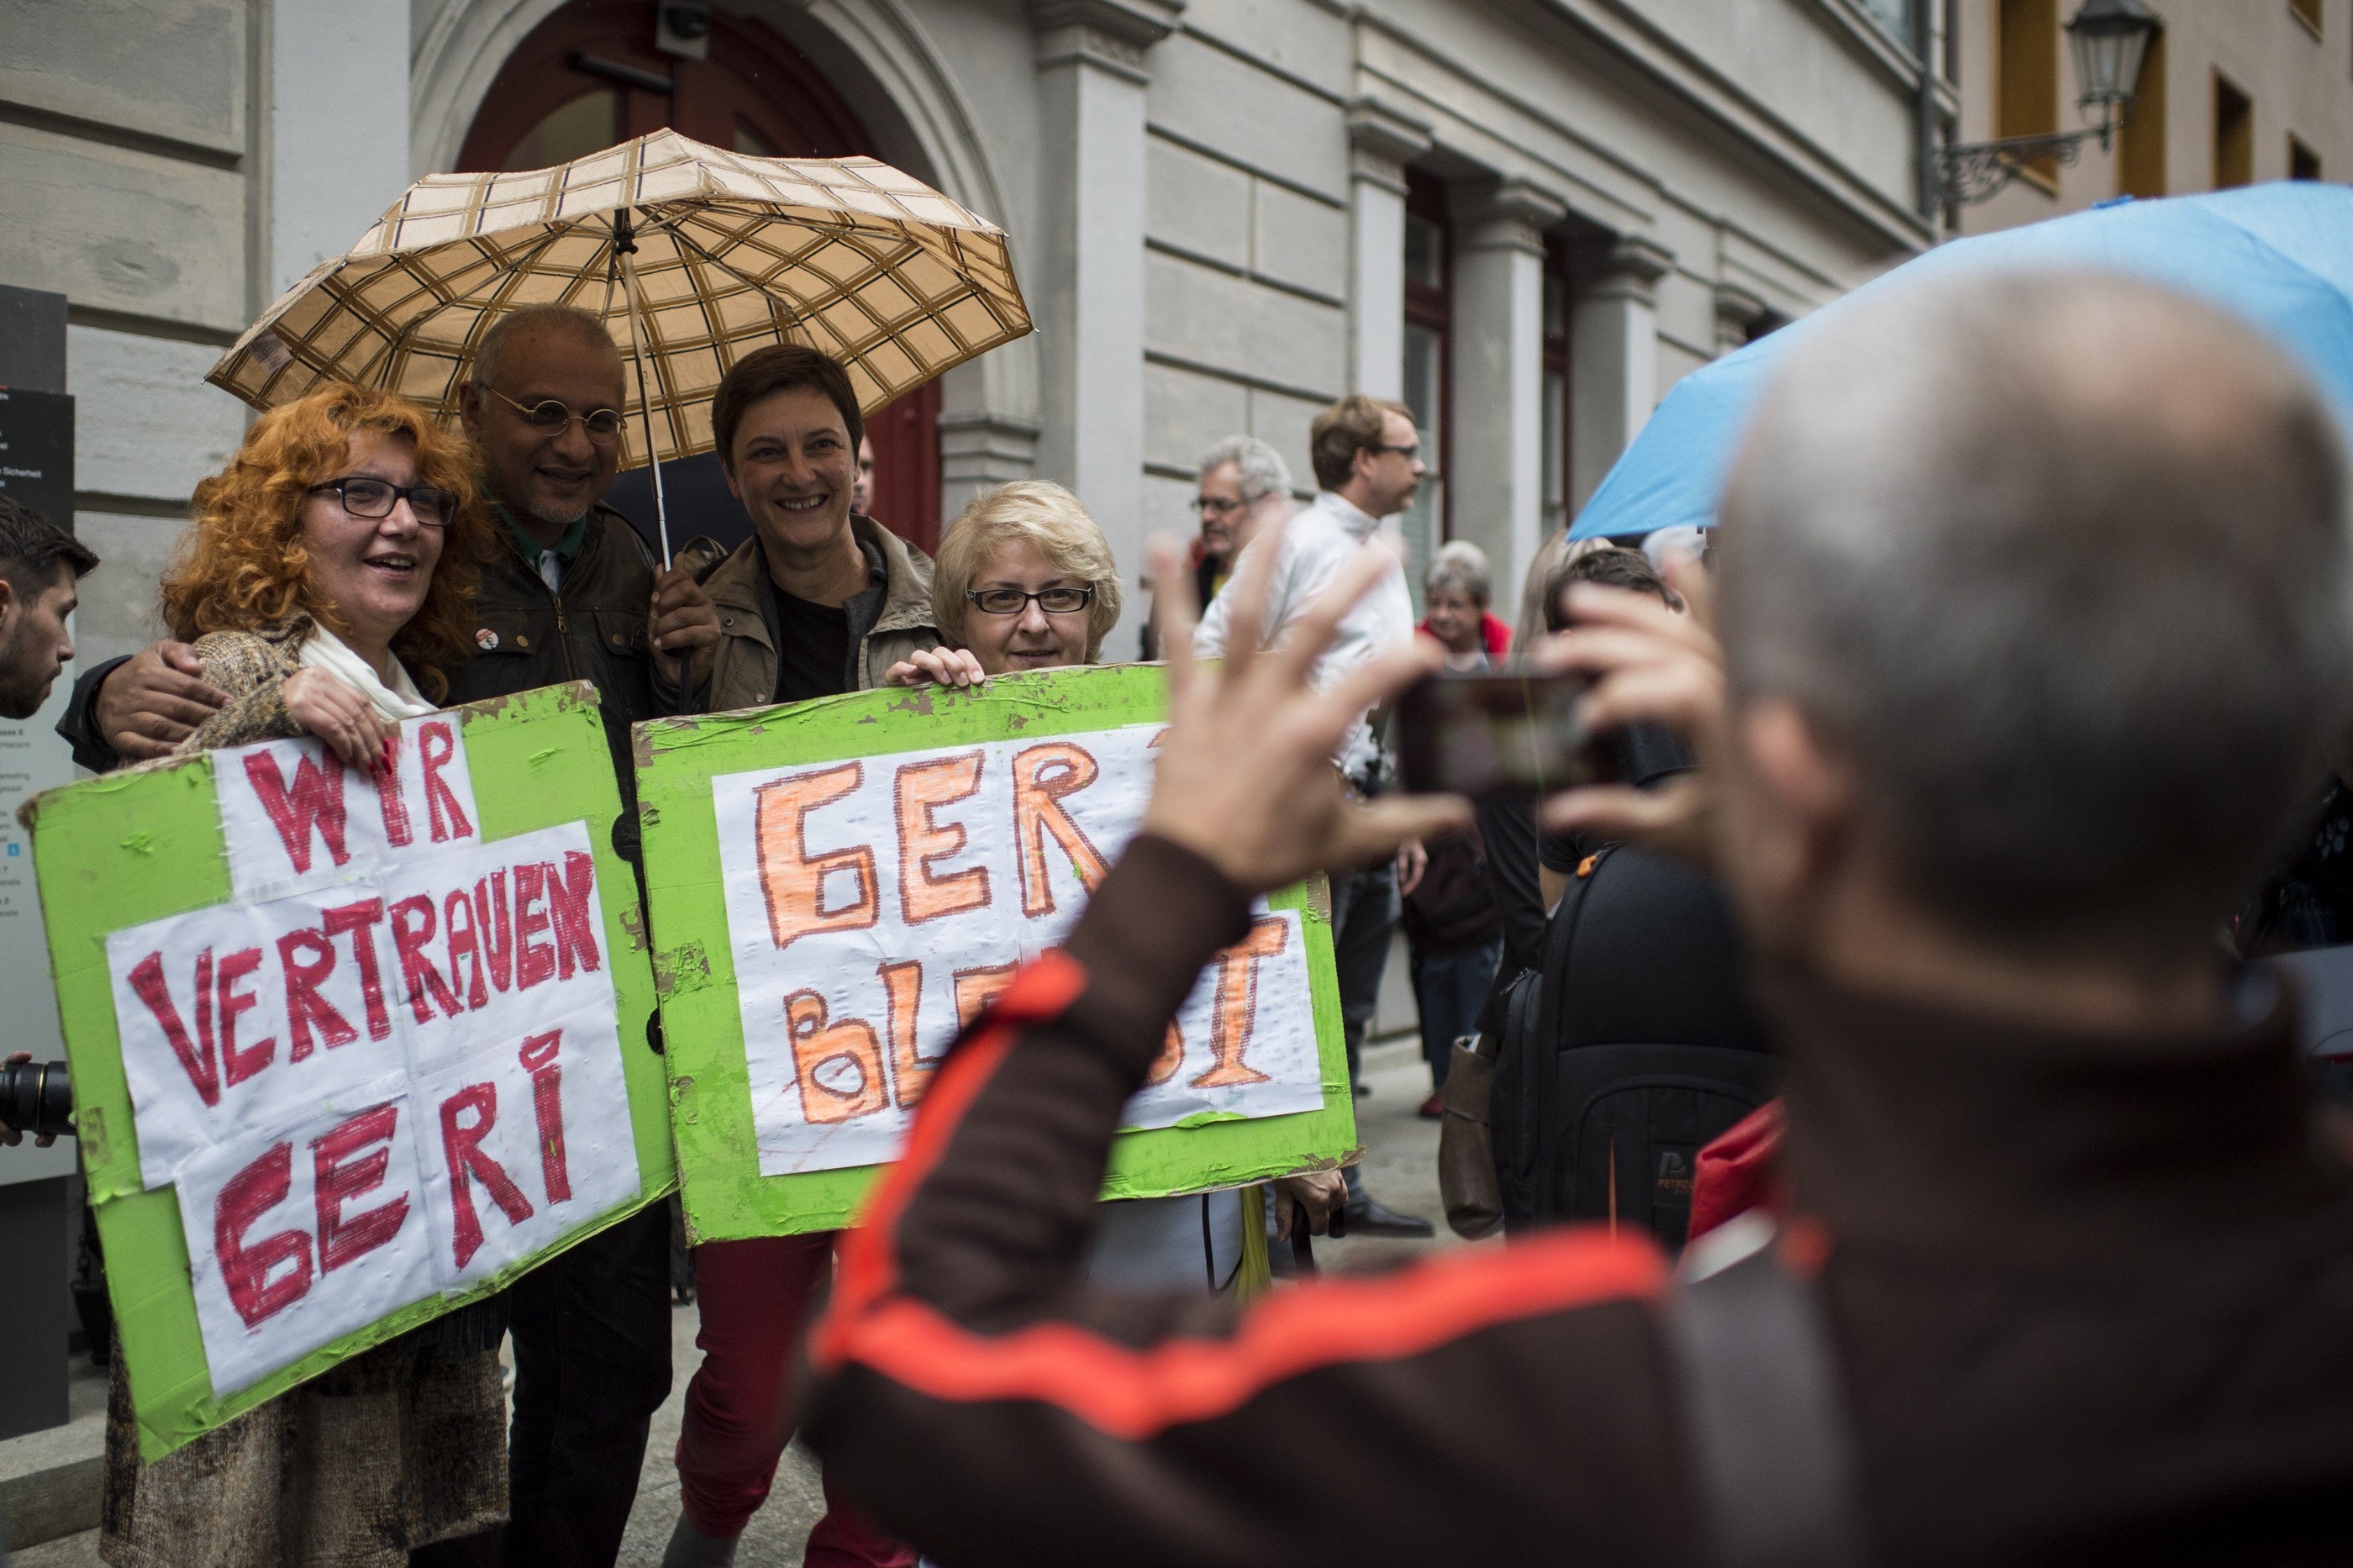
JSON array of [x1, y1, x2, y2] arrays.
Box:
[[834, 1227, 1666, 1440], [813, 947, 1666, 1438]]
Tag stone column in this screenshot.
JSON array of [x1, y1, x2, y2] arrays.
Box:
[[1028, 0, 1182, 643], [1447, 178, 1566, 602], [268, 0, 411, 298], [1345, 97, 1431, 402], [1713, 281, 1768, 358], [938, 412, 1043, 521], [1568, 234, 1673, 516]]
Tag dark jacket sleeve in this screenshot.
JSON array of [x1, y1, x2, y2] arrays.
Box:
[[1476, 792, 1548, 979], [805, 836, 1693, 1568], [55, 655, 129, 774]]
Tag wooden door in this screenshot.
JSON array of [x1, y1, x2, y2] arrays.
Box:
[[457, 0, 945, 553]]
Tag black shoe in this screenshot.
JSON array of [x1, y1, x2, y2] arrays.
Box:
[[1354, 1081, 1371, 1098], [1341, 1197, 1435, 1239]]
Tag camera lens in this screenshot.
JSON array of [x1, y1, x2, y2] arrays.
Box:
[[0, 1060, 72, 1142]]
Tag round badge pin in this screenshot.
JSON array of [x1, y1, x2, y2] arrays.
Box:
[[476, 627, 499, 650]]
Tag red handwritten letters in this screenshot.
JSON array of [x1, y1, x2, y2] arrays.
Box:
[[113, 738, 638, 1398], [216, 718, 481, 901]]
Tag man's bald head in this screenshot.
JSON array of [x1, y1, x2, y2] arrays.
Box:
[[472, 303, 624, 392], [1717, 271, 2352, 953]]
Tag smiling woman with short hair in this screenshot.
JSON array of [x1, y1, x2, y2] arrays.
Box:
[[887, 480, 1121, 687]]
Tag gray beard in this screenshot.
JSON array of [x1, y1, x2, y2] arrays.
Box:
[[536, 505, 591, 528]]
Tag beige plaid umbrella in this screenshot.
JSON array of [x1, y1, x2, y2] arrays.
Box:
[[205, 129, 1031, 559]]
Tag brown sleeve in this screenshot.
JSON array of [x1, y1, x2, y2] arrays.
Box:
[[805, 836, 1698, 1568], [176, 634, 303, 753]]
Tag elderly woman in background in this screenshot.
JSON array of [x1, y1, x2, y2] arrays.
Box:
[[1399, 542, 1505, 1116], [1416, 539, 1499, 671], [886, 481, 1345, 1286], [105, 382, 503, 1568]]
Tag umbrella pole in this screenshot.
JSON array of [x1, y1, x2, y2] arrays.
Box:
[[613, 211, 672, 568]]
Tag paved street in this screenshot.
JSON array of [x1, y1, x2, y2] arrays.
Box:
[[21, 1031, 1467, 1568], [608, 1028, 1472, 1565]]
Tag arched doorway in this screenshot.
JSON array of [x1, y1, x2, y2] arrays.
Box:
[[456, 0, 945, 554]]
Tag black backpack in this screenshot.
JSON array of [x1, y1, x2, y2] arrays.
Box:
[[1490, 844, 1777, 1249]]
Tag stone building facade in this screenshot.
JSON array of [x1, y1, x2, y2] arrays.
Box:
[[4, 0, 1944, 660], [1955, 0, 2353, 237]]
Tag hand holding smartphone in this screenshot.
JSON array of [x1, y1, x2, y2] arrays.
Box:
[[1395, 669, 1618, 799]]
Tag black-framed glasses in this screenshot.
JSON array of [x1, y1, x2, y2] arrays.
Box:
[[487, 386, 624, 445], [966, 586, 1094, 616], [308, 476, 456, 528], [1191, 495, 1246, 516]]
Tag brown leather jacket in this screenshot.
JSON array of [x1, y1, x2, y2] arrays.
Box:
[[447, 502, 667, 802], [676, 514, 940, 712]]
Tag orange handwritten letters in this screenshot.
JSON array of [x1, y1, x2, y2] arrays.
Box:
[[713, 725, 1326, 1176]]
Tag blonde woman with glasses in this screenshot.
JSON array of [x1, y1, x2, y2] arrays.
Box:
[[886, 481, 1345, 1292]]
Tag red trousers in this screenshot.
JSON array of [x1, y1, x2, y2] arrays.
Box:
[[676, 1233, 913, 1564]]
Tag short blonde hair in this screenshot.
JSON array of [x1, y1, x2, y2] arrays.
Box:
[[934, 481, 1124, 659]]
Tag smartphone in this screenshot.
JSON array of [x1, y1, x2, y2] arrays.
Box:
[[1393, 669, 1614, 798]]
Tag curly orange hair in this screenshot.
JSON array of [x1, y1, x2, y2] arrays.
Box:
[[163, 383, 491, 700]]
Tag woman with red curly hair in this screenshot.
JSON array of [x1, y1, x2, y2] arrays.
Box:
[[103, 382, 505, 1568], [157, 381, 490, 766]]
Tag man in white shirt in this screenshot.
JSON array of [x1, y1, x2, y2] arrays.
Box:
[[1192, 395, 1434, 1238]]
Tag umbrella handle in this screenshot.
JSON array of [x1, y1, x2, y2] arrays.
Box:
[[615, 210, 672, 568]]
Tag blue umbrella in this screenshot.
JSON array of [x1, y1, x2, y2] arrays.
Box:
[[1570, 183, 2353, 540]]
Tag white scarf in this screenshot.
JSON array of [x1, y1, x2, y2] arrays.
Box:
[[297, 624, 437, 721]]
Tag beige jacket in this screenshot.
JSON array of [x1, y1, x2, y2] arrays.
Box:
[[678, 514, 941, 712]]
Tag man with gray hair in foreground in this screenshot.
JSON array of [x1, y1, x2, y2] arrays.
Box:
[[800, 270, 2353, 1565]]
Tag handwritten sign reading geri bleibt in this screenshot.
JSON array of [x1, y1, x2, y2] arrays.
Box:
[[712, 723, 1323, 1176]]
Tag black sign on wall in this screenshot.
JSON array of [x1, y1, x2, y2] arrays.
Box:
[[0, 387, 76, 537]]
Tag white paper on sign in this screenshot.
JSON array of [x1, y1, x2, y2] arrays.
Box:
[[381, 821, 617, 1080], [409, 998, 640, 1290], [215, 713, 480, 902], [176, 1091, 438, 1397], [106, 819, 623, 1192], [107, 897, 413, 1191], [712, 725, 1325, 1177]]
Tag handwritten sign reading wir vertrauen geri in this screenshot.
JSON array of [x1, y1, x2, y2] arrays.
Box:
[[103, 717, 639, 1396]]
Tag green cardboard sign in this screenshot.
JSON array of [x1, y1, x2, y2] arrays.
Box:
[[30, 682, 672, 1460], [634, 663, 1355, 1244]]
